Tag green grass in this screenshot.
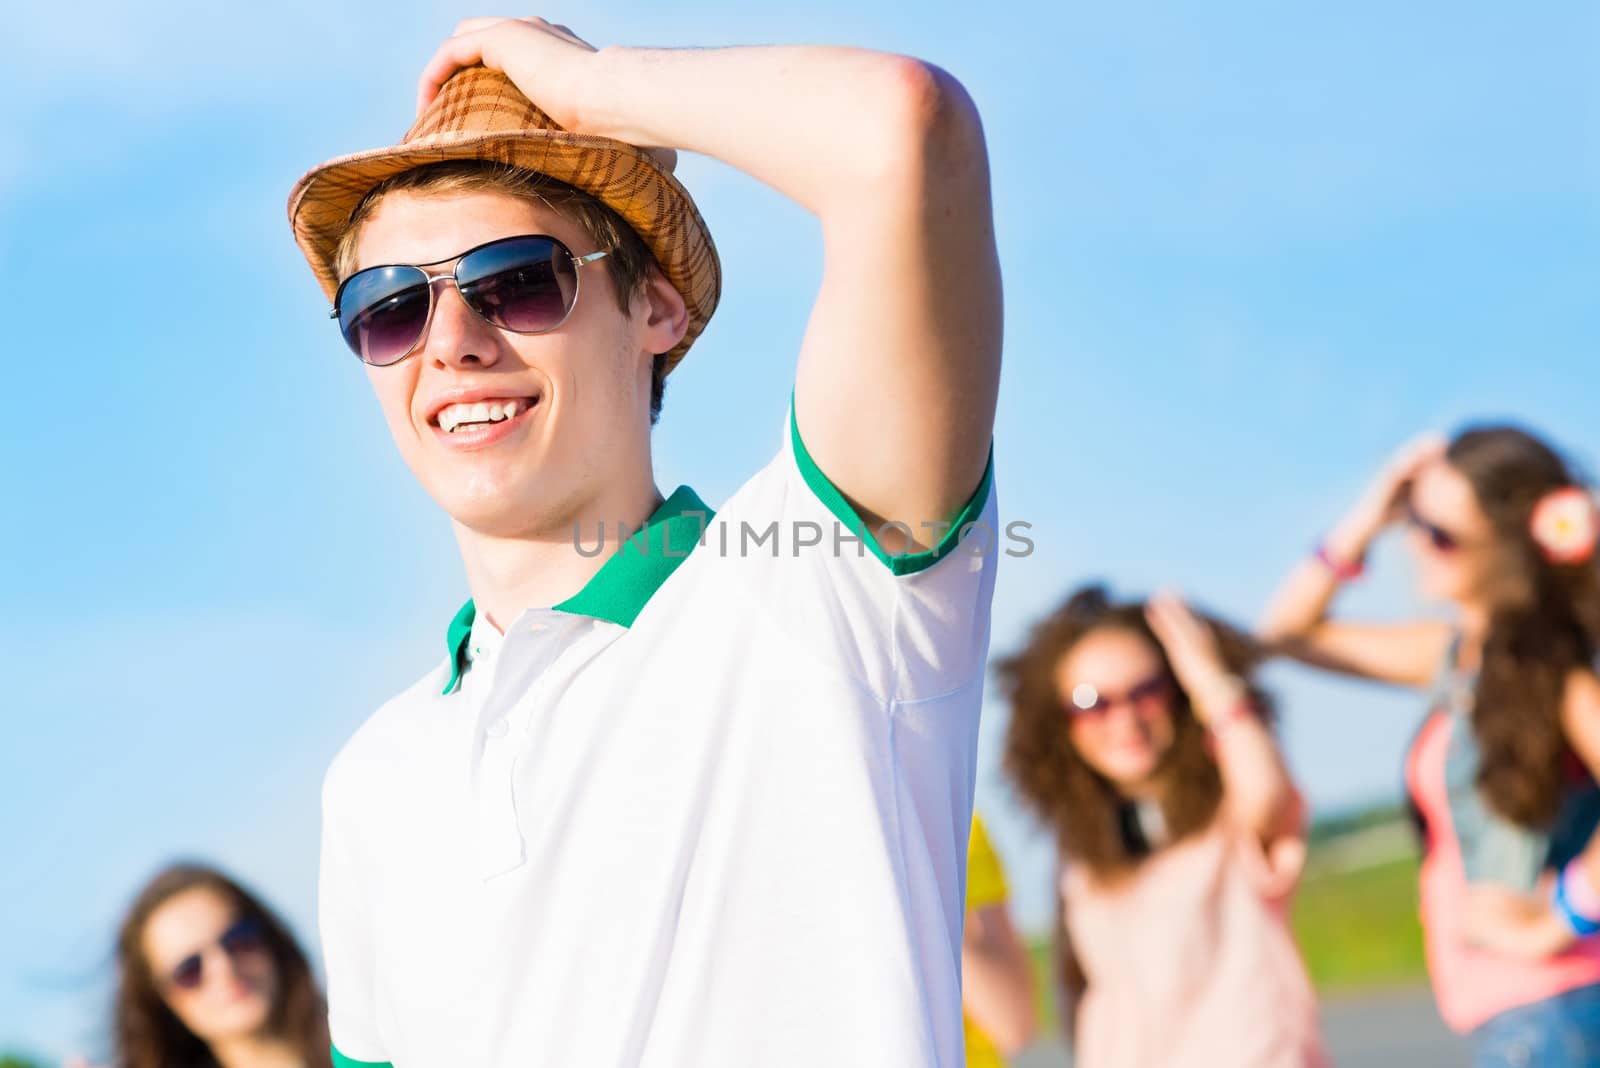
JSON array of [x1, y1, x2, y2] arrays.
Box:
[[1027, 937, 1061, 1033], [1292, 854, 1428, 990]]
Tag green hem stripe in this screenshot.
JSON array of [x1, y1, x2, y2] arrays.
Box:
[[790, 401, 993, 577], [332, 1045, 393, 1068]]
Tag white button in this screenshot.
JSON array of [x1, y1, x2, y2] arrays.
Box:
[[485, 719, 509, 738]]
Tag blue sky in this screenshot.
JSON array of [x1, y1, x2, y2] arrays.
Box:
[[2, 1, 1595, 1059]]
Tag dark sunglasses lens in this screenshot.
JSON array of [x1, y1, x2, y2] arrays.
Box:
[[458, 237, 578, 334], [220, 917, 266, 957], [1129, 676, 1170, 703], [1409, 506, 1458, 552], [338, 266, 432, 365], [170, 954, 204, 990]]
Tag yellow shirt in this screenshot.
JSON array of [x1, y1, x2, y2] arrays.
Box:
[[964, 814, 1009, 1068]]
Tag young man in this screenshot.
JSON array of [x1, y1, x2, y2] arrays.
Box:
[[288, 17, 1001, 1067]]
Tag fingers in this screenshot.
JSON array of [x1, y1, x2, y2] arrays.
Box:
[[1144, 596, 1178, 653], [1146, 589, 1203, 653], [1386, 431, 1448, 484], [418, 30, 495, 114], [416, 18, 598, 117], [453, 16, 506, 35]]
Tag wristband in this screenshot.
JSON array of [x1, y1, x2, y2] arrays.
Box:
[[1207, 699, 1254, 739], [1554, 862, 1600, 937], [1314, 543, 1365, 582], [1198, 676, 1252, 737]]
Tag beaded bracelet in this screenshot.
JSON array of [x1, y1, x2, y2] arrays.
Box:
[[1314, 543, 1366, 582]]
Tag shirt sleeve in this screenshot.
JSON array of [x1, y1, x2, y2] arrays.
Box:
[[709, 403, 1000, 703], [320, 760, 393, 1068], [965, 814, 1009, 910]]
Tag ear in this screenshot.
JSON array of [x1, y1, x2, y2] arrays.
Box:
[[637, 268, 689, 356]]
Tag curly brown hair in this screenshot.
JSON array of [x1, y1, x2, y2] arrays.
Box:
[[1000, 585, 1274, 881], [113, 863, 331, 1068], [1449, 426, 1600, 827]]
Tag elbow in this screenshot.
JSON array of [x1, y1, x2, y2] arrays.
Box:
[[1255, 623, 1307, 660], [855, 56, 987, 188]]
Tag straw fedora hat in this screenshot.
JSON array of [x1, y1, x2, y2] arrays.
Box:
[[287, 65, 720, 369]]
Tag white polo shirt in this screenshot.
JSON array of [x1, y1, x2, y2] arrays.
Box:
[[321, 410, 997, 1067]]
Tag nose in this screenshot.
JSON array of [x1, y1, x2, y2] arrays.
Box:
[[193, 944, 239, 993], [420, 277, 506, 371]]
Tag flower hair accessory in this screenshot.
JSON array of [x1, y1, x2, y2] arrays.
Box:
[[1530, 487, 1600, 565]]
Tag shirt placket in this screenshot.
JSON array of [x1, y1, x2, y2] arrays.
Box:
[[470, 611, 586, 880]]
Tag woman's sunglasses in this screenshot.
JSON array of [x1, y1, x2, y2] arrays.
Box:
[[1066, 672, 1173, 719], [163, 916, 268, 993], [1405, 502, 1462, 554], [331, 234, 610, 367]]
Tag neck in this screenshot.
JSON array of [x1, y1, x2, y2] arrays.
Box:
[[1117, 773, 1166, 804], [208, 1031, 298, 1068], [455, 468, 661, 632]]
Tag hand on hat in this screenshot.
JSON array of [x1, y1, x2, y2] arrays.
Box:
[[417, 17, 677, 173], [419, 17, 593, 121]]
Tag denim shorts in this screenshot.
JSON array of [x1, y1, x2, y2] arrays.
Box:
[[1474, 983, 1600, 1067]]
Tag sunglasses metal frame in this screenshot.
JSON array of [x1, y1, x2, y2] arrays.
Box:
[[330, 234, 611, 367]]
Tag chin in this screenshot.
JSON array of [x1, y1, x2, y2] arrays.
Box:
[[427, 464, 554, 529], [204, 1000, 274, 1041], [1103, 756, 1159, 786]]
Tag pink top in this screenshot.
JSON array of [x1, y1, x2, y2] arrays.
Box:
[[1062, 818, 1328, 1068], [1407, 711, 1600, 1031]]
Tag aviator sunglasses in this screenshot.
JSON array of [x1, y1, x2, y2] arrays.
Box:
[[1066, 672, 1174, 719], [162, 916, 268, 993], [331, 234, 610, 367]]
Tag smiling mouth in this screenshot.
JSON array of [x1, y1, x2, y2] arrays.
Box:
[[431, 395, 540, 434]]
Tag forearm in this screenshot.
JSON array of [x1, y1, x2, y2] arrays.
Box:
[[581, 45, 980, 219], [962, 928, 1039, 1053], [1210, 715, 1296, 841], [1257, 514, 1370, 648]]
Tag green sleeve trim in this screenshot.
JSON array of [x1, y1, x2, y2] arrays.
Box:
[[789, 400, 994, 577], [332, 1045, 393, 1068]]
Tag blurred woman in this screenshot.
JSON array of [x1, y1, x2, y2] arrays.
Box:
[[1259, 425, 1600, 1065], [110, 863, 330, 1068], [1002, 585, 1326, 1068], [961, 813, 1037, 1066]]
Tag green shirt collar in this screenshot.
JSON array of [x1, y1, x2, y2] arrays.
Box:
[[443, 486, 712, 695]]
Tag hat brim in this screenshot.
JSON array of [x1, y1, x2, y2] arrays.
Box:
[[288, 128, 720, 370]]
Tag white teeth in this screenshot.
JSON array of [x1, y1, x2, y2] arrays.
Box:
[[436, 399, 530, 433]]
